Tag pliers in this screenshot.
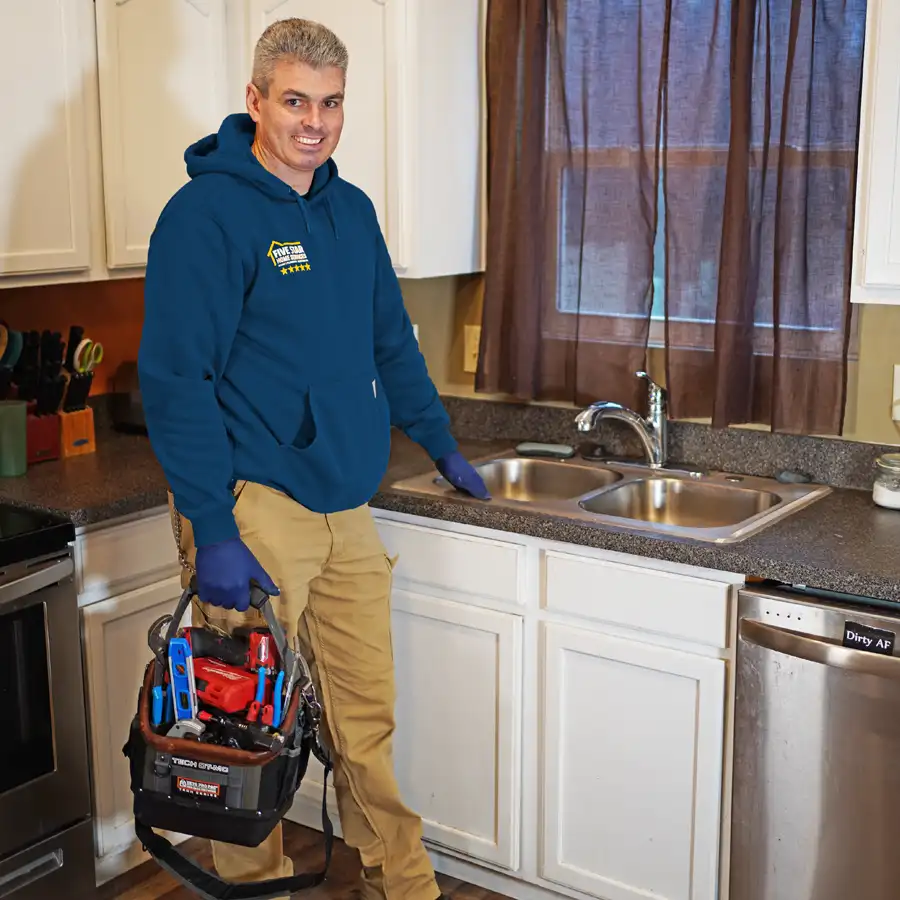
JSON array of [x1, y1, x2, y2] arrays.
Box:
[[147, 614, 174, 726]]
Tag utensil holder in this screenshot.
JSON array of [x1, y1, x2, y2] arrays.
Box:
[[59, 406, 96, 458], [26, 407, 61, 464]]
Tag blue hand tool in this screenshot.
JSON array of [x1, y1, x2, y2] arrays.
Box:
[[255, 667, 266, 705], [272, 670, 285, 729], [148, 614, 174, 727], [168, 637, 197, 721]]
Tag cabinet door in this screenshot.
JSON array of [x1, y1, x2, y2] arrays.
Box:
[[541, 623, 726, 900], [94, 0, 232, 268], [248, 0, 388, 232], [81, 576, 191, 857], [390, 589, 523, 870], [0, 0, 92, 275], [852, 0, 900, 302]]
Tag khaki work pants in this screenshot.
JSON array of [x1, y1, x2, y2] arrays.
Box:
[[169, 480, 441, 900]]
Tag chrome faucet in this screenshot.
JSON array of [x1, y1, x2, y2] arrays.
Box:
[[575, 371, 669, 468]]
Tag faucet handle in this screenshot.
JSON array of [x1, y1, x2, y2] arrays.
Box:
[[635, 370, 667, 409]]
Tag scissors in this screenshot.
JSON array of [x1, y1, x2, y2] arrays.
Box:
[[73, 338, 104, 374]]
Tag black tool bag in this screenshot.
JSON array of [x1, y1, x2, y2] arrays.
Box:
[[122, 580, 334, 900]]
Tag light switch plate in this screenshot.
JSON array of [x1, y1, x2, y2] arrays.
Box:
[[893, 365, 900, 422], [464, 325, 481, 373]]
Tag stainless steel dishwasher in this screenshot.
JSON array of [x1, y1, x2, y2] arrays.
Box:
[[731, 584, 900, 900]]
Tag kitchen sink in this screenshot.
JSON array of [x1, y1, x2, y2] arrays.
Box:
[[390, 452, 831, 543], [578, 477, 780, 528], [456, 457, 622, 502]]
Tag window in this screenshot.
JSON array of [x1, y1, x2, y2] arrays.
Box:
[[547, 0, 866, 356]]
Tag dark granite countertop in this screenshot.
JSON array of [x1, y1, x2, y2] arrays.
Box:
[[1, 426, 899, 603]]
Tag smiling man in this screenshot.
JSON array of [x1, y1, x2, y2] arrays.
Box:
[[138, 17, 487, 900]]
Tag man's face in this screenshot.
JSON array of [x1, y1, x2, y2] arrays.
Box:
[[247, 58, 345, 177]]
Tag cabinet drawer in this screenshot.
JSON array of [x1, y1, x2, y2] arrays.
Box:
[[77, 509, 180, 600], [376, 519, 522, 605], [543, 550, 731, 648]]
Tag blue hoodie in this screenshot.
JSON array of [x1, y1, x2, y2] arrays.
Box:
[[139, 113, 457, 547]]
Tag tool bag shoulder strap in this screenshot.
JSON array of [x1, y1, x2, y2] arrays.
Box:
[[134, 765, 333, 900]]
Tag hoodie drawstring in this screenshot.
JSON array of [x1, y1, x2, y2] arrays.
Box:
[[294, 194, 339, 240], [324, 195, 340, 240], [296, 198, 311, 234]]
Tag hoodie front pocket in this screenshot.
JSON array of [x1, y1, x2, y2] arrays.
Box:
[[281, 371, 392, 507]]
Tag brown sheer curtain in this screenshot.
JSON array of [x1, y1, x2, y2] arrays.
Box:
[[478, 0, 867, 435]]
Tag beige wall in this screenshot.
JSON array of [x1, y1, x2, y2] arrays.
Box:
[[399, 275, 900, 447]]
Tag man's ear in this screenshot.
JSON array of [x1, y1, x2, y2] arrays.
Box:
[[245, 82, 264, 122]]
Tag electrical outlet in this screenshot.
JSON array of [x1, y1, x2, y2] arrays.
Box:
[[893, 365, 900, 422], [464, 325, 481, 374]]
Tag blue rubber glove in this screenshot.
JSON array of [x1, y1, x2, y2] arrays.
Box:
[[436, 451, 491, 500], [195, 537, 279, 612]]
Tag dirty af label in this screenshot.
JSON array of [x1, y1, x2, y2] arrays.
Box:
[[842, 621, 896, 655]]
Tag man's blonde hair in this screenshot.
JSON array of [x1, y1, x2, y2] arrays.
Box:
[[252, 18, 349, 96]]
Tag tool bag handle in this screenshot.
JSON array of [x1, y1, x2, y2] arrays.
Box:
[[163, 577, 298, 689], [135, 765, 334, 900]]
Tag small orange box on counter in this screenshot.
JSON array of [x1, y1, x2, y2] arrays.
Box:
[[59, 406, 96, 457]]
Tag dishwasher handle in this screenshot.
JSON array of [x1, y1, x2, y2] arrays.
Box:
[[740, 617, 900, 680]]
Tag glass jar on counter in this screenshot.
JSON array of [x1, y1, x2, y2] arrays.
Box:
[[873, 453, 900, 509]]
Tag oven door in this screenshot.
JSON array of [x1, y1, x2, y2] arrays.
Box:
[[0, 554, 92, 859]]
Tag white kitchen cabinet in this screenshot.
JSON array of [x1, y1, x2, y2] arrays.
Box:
[[390, 589, 522, 870], [540, 623, 726, 900], [247, 0, 485, 279], [852, 0, 900, 304], [75, 505, 739, 897], [0, 0, 94, 275], [94, 0, 234, 268], [0, 0, 484, 285], [80, 574, 192, 866]]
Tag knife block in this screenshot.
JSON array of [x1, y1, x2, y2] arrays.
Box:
[[26, 407, 60, 465], [59, 406, 96, 458]]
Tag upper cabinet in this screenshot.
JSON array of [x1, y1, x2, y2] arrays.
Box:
[[94, 0, 233, 268], [0, 0, 485, 287], [852, 0, 900, 304], [0, 0, 94, 276]]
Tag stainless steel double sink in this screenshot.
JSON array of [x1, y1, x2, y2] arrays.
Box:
[[390, 452, 831, 543]]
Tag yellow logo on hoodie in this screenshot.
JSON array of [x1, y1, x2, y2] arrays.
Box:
[[267, 241, 311, 275]]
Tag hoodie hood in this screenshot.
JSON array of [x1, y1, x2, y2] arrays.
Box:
[[184, 113, 339, 233]]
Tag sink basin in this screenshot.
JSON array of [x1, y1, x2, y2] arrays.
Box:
[[442, 457, 621, 502], [390, 451, 830, 543], [579, 477, 780, 528]]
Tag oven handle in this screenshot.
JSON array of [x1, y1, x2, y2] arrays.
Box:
[[0, 557, 74, 610], [741, 617, 900, 680], [0, 849, 64, 897]]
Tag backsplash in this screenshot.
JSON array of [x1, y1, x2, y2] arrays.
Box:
[[442, 395, 891, 492], [0, 278, 144, 395]]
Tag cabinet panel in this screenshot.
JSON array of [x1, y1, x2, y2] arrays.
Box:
[[77, 510, 180, 603], [249, 0, 388, 232], [852, 0, 900, 303], [543, 549, 731, 648], [81, 576, 191, 857], [541, 623, 725, 900], [391, 590, 522, 870], [376, 518, 522, 606], [0, 0, 92, 275], [95, 0, 232, 267]]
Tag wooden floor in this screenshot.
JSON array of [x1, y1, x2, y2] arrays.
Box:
[[98, 821, 511, 899]]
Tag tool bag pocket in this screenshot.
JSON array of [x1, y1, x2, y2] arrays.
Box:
[[122, 581, 334, 900]]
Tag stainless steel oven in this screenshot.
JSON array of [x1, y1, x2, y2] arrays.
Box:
[[0, 545, 95, 899]]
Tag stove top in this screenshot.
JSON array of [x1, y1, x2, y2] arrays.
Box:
[[0, 503, 75, 569]]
